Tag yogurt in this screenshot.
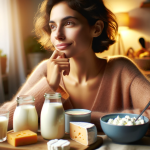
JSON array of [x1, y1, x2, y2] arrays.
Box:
[[65, 111, 89, 115], [107, 115, 145, 126]]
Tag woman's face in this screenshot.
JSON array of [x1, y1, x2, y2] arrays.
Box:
[[49, 1, 94, 58]]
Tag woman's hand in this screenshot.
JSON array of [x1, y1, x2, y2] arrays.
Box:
[[47, 50, 70, 91]]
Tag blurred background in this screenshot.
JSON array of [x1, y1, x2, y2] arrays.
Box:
[[0, 0, 150, 103]]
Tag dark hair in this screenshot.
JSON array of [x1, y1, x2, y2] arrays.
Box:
[[34, 0, 118, 53]]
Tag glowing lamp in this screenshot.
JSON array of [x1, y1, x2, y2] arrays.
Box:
[[112, 12, 130, 55], [116, 12, 129, 30]]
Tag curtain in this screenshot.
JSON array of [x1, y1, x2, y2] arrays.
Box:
[[0, 0, 26, 100], [0, 58, 5, 103], [0, 0, 8, 103]]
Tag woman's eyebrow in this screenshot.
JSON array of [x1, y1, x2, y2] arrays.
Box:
[[49, 16, 78, 23]]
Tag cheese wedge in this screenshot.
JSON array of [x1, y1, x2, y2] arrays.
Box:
[[70, 122, 97, 146], [47, 139, 70, 150], [7, 130, 37, 147]]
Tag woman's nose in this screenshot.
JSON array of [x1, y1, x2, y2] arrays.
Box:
[[55, 27, 65, 40]]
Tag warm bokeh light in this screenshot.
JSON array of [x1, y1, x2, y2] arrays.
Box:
[[104, 0, 144, 13], [95, 0, 150, 57], [116, 12, 129, 28]]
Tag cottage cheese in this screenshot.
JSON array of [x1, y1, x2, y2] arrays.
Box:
[[107, 115, 144, 126]]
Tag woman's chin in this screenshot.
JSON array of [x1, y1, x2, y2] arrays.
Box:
[[65, 54, 71, 59], [63, 52, 72, 58], [56, 50, 74, 58]]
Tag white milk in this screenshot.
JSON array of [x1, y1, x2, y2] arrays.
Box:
[[41, 102, 65, 139], [13, 105, 38, 132], [0, 116, 8, 140]]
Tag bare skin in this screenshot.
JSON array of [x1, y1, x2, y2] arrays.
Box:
[[47, 1, 105, 109], [63, 57, 106, 109], [47, 50, 70, 91]]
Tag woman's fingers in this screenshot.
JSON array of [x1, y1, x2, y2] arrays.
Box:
[[63, 70, 70, 76], [55, 65, 70, 74], [50, 50, 66, 59], [50, 51, 70, 75], [51, 58, 69, 62], [57, 56, 62, 59], [46, 50, 70, 90]]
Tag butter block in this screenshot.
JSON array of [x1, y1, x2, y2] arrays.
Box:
[[7, 130, 37, 147], [47, 139, 70, 150], [70, 122, 97, 146]]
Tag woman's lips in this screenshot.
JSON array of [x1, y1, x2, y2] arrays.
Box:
[[55, 43, 72, 50]]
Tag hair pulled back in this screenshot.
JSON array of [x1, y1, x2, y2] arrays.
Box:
[[34, 0, 118, 53]]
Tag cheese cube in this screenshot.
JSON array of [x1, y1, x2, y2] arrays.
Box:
[[47, 139, 70, 150], [7, 130, 37, 147], [70, 122, 97, 146]]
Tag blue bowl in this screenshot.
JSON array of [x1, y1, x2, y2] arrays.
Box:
[[100, 113, 149, 144]]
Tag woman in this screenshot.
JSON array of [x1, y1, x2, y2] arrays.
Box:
[[1, 0, 150, 131]]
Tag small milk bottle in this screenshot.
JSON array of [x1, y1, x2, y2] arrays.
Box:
[[13, 95, 38, 132], [41, 92, 65, 140]]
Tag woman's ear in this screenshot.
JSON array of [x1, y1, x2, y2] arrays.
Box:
[[92, 20, 104, 37]]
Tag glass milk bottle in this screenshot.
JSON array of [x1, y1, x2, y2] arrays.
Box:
[[41, 92, 65, 140], [13, 95, 38, 132]]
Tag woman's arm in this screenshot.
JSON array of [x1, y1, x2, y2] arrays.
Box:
[[122, 58, 150, 122], [1, 59, 70, 130], [91, 59, 150, 132], [129, 73, 150, 119], [0, 60, 52, 130]]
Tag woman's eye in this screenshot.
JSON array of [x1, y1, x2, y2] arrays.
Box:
[[49, 24, 56, 30], [65, 21, 74, 26]]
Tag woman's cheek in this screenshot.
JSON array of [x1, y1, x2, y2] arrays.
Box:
[[73, 28, 92, 48], [66, 28, 84, 44], [50, 33, 55, 46], [65, 28, 79, 39]]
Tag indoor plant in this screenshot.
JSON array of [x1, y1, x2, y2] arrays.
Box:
[[24, 36, 51, 71]]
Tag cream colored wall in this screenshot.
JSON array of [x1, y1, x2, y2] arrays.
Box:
[[98, 0, 150, 57], [18, 0, 43, 41]]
